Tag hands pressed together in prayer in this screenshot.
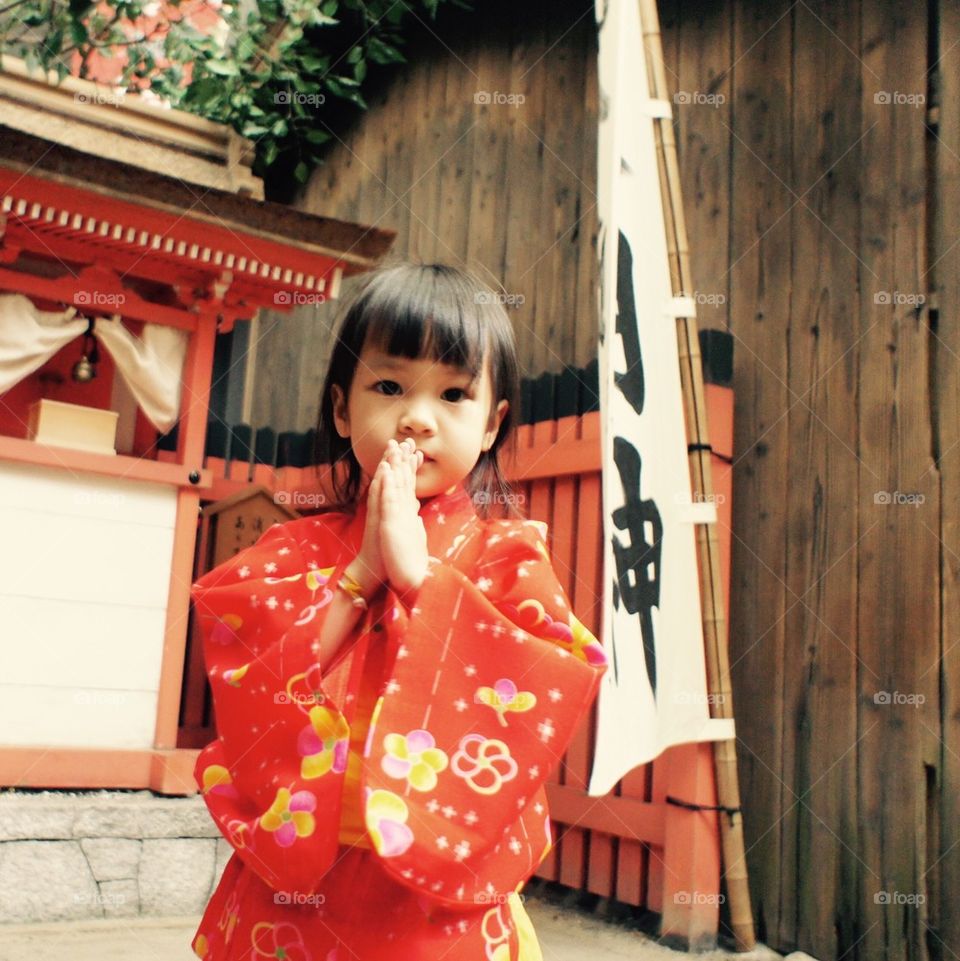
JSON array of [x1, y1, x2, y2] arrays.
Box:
[[352, 438, 429, 601]]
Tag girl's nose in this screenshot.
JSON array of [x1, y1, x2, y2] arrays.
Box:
[[398, 400, 436, 434]]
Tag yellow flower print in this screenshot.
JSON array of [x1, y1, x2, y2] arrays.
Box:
[[297, 705, 350, 779], [201, 764, 238, 799], [364, 787, 414, 857], [381, 729, 448, 791], [259, 788, 316, 847], [222, 663, 249, 687]]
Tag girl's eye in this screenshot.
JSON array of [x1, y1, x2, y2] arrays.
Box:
[[373, 380, 401, 396], [443, 387, 469, 402]]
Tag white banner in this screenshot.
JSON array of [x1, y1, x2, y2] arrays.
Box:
[[588, 0, 731, 797]]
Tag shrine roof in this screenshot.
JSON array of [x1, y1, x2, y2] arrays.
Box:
[[0, 125, 394, 273]]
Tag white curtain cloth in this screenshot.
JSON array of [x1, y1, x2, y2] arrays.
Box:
[[0, 294, 86, 391], [93, 318, 188, 434], [0, 295, 189, 434]]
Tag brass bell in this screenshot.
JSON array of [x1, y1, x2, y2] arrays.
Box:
[[72, 320, 99, 383], [72, 354, 96, 382]]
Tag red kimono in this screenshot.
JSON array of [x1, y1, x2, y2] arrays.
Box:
[[190, 483, 608, 961]]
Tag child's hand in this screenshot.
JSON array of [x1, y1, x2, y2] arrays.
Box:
[[351, 461, 387, 595], [378, 438, 429, 597]]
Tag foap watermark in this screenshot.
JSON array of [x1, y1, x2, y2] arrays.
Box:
[[75, 90, 125, 108], [475, 290, 525, 309], [694, 290, 727, 307], [74, 891, 128, 906], [473, 90, 526, 108], [873, 490, 924, 508], [874, 91, 925, 108], [673, 891, 725, 905], [274, 891, 326, 906], [74, 690, 130, 707], [674, 491, 726, 506], [274, 690, 326, 707], [673, 690, 727, 707], [274, 490, 327, 509], [474, 891, 524, 905], [874, 691, 925, 707], [874, 890, 925, 906], [274, 291, 327, 307], [674, 91, 725, 108], [274, 91, 326, 107], [874, 291, 925, 307], [76, 290, 125, 308], [472, 490, 526, 508]]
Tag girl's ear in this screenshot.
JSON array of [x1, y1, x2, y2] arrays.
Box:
[[331, 384, 350, 438], [481, 399, 509, 452]]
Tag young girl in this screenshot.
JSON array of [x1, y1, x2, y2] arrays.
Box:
[[190, 263, 608, 961]]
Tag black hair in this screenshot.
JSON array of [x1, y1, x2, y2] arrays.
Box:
[[313, 261, 523, 519]]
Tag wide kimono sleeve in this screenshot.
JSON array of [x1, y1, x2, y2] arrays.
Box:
[[361, 516, 608, 908], [190, 515, 365, 896]]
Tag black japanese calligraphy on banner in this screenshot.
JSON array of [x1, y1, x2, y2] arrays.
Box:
[[611, 436, 663, 697], [614, 230, 645, 415], [610, 229, 663, 699]]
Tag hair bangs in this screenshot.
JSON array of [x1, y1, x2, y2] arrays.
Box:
[[360, 266, 488, 380]]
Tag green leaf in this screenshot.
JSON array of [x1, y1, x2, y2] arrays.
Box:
[[261, 139, 279, 167], [305, 128, 331, 144], [299, 54, 330, 73], [235, 33, 256, 62], [203, 59, 240, 77], [367, 35, 406, 65], [294, 161, 309, 182]]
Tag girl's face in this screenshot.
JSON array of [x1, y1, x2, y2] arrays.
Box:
[[331, 341, 509, 501]]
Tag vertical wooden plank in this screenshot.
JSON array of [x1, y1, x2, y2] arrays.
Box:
[[407, 41, 444, 263], [858, 3, 937, 961], [465, 13, 511, 277], [674, 0, 732, 333], [434, 24, 482, 263], [572, 5, 601, 372], [502, 0, 550, 369], [727, 0, 792, 947], [933, 4, 960, 957], [530, 4, 588, 371], [786, 2, 863, 957]]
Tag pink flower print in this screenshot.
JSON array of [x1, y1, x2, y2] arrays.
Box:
[[297, 706, 349, 780], [381, 729, 448, 791], [210, 613, 242, 645], [259, 788, 316, 847], [250, 920, 313, 961], [474, 678, 537, 727], [364, 787, 414, 858]]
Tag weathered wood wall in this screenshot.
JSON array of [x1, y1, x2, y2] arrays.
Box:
[[250, 0, 599, 433], [662, 1, 950, 959]]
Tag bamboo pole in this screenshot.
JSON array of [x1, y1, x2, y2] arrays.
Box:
[[636, 0, 756, 950]]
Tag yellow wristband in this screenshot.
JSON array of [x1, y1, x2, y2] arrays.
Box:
[[338, 570, 370, 611]]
